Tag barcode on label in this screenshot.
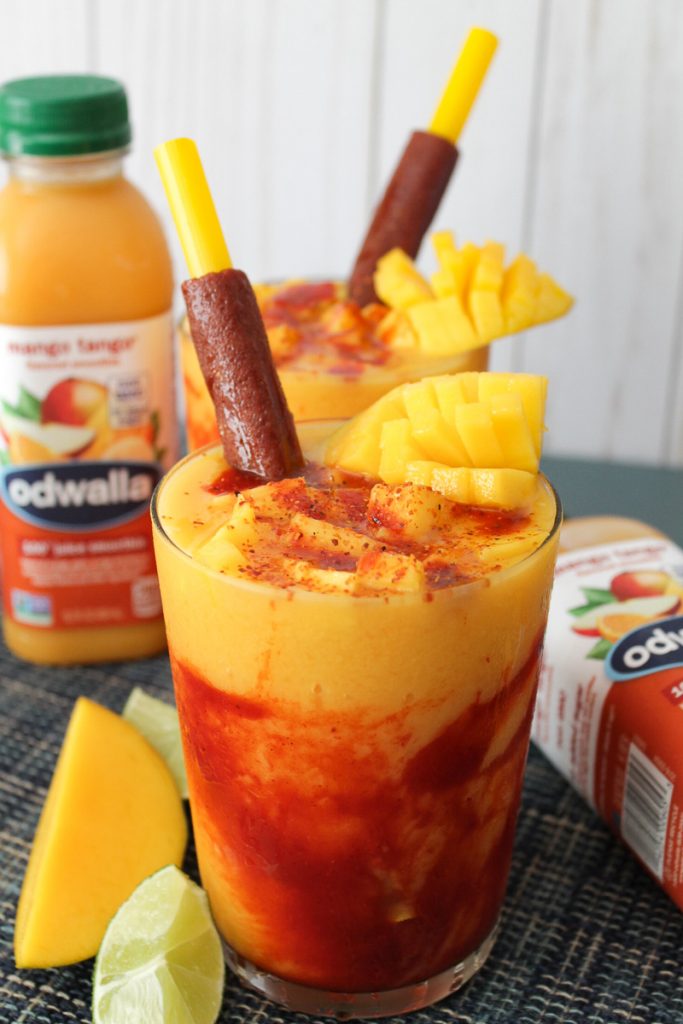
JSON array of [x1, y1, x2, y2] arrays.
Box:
[[621, 743, 673, 880]]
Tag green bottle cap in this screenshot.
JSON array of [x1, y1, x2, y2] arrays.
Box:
[[0, 74, 131, 157]]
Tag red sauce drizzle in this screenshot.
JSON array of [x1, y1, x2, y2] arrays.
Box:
[[260, 280, 394, 371]]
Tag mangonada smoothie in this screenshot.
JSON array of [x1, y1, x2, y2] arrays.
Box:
[[152, 422, 560, 1012]]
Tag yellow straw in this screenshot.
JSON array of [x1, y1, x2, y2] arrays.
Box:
[[154, 138, 231, 278], [428, 28, 498, 145]]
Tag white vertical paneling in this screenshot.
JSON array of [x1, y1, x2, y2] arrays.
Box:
[[0, 0, 89, 77], [374, 0, 544, 373], [1, 0, 683, 467], [0, 0, 90, 195], [93, 0, 379, 287], [521, 0, 683, 464]]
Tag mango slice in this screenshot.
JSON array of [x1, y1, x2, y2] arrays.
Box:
[[14, 697, 187, 968]]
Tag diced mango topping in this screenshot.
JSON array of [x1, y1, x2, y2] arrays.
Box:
[[372, 230, 572, 356], [324, 370, 547, 509], [160, 393, 557, 599]]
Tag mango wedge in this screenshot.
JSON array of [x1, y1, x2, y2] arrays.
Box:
[[15, 698, 187, 968]]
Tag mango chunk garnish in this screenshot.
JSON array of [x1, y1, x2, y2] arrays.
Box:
[[374, 248, 433, 308], [324, 370, 548, 510], [367, 481, 453, 540], [407, 295, 480, 355], [374, 231, 572, 355]]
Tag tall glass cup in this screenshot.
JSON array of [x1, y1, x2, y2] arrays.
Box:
[[152, 436, 560, 1018]]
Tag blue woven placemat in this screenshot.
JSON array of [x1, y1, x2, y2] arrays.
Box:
[[1, 644, 681, 1024]]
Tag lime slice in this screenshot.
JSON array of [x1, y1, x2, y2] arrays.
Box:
[[93, 865, 225, 1024], [123, 687, 188, 798]]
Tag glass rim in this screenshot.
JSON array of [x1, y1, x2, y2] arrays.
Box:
[[151, 441, 563, 606]]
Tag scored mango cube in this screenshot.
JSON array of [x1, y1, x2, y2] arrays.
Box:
[[427, 464, 474, 505], [430, 267, 458, 298], [534, 273, 574, 324], [468, 289, 504, 344], [432, 232, 479, 300], [403, 382, 471, 466], [454, 403, 505, 467], [431, 465, 537, 510], [378, 419, 424, 485], [501, 254, 539, 332], [489, 392, 539, 473], [404, 460, 442, 489], [407, 295, 480, 355], [471, 242, 505, 292], [431, 373, 479, 417], [431, 230, 458, 267], [374, 249, 433, 308], [325, 391, 406, 476], [477, 373, 547, 457]]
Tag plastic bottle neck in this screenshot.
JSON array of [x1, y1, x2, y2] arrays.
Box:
[[5, 149, 125, 185]]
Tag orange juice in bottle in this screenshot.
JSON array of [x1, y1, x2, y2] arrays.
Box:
[[0, 75, 177, 664]]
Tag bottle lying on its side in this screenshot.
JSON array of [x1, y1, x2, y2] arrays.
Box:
[[533, 515, 683, 910]]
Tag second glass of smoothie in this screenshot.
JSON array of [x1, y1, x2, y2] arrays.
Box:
[[179, 280, 489, 447]]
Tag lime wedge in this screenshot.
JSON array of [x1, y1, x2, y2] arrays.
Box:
[[123, 687, 188, 798], [93, 865, 225, 1024]]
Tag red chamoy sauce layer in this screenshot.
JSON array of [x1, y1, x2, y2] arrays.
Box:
[[260, 281, 394, 376], [172, 633, 543, 992]]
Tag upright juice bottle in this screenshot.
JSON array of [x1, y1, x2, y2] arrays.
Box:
[[0, 75, 177, 664]]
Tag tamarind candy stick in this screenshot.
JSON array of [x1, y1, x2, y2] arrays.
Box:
[[155, 138, 303, 480], [348, 28, 497, 307]]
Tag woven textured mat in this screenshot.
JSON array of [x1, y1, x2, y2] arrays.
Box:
[[1, 644, 681, 1024]]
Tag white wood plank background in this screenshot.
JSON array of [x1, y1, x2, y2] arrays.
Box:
[[0, 0, 681, 469]]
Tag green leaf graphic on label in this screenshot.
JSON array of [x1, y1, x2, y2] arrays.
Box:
[[3, 385, 42, 423], [587, 637, 612, 660], [581, 587, 614, 604], [569, 587, 616, 618]]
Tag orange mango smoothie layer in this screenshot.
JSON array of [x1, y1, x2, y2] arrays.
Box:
[[153, 421, 560, 992], [180, 280, 488, 447]]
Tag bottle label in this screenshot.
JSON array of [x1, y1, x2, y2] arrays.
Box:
[[0, 313, 177, 631], [533, 537, 683, 909]]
